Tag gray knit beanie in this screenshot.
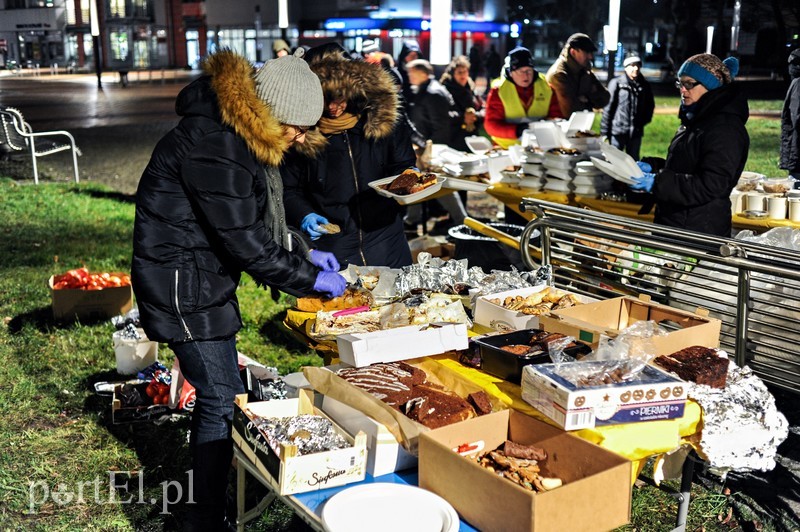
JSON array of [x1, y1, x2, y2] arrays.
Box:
[[254, 48, 323, 127]]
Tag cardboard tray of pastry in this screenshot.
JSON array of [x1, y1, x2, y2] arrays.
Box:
[[294, 285, 375, 313], [304, 358, 505, 455]]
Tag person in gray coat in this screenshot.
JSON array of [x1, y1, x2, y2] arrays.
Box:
[[601, 55, 655, 160], [781, 48, 800, 180]]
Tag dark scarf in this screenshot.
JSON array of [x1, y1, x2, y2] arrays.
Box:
[[263, 166, 290, 250]]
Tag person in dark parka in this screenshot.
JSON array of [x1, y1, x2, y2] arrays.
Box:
[[132, 49, 346, 530], [630, 53, 749, 237], [780, 48, 800, 180], [601, 55, 655, 160], [281, 45, 416, 268]]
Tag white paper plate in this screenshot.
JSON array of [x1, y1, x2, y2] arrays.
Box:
[[590, 156, 637, 185], [369, 174, 445, 205], [321, 483, 459, 532], [600, 143, 643, 177]]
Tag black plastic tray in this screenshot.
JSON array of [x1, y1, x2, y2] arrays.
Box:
[[473, 329, 591, 384]]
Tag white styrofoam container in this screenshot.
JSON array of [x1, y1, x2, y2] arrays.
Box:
[[322, 395, 418, 477], [336, 323, 469, 367], [473, 285, 594, 332]]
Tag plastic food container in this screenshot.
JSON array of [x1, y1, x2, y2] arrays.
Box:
[[473, 329, 591, 384], [761, 177, 795, 194], [735, 172, 764, 192]]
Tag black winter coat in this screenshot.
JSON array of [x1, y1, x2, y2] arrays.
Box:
[[281, 52, 416, 268], [780, 63, 800, 172], [652, 83, 749, 237], [132, 51, 320, 343], [600, 73, 655, 138], [281, 118, 416, 268], [408, 79, 458, 146], [443, 78, 482, 152]]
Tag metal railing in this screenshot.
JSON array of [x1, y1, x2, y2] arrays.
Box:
[[517, 198, 800, 394]]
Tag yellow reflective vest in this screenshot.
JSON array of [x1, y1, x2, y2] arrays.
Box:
[[491, 74, 553, 148]]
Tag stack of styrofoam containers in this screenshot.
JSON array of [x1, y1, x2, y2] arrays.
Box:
[[518, 146, 545, 189], [541, 148, 585, 193], [573, 160, 614, 196]]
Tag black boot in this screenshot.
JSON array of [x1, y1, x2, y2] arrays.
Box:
[[182, 439, 234, 532]]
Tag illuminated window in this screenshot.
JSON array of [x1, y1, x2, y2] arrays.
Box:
[[110, 30, 129, 61], [110, 0, 126, 18]]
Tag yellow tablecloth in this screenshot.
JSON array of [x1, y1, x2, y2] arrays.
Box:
[[487, 183, 799, 232]]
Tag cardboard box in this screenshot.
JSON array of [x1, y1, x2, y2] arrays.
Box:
[[232, 390, 367, 495], [49, 275, 133, 321], [539, 294, 721, 354], [521, 361, 687, 430], [112, 382, 172, 424], [336, 322, 469, 367], [418, 409, 631, 532], [322, 395, 417, 477], [409, 235, 456, 263], [473, 286, 593, 333]]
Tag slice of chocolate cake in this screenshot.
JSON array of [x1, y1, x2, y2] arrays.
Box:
[[401, 383, 476, 429], [337, 362, 427, 407], [467, 391, 493, 416], [654, 346, 729, 389]]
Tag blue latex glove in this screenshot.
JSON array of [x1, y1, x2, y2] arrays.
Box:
[[313, 271, 347, 298], [631, 172, 656, 192], [636, 161, 653, 173], [308, 249, 340, 272], [301, 213, 329, 241]]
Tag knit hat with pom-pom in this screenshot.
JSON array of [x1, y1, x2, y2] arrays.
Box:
[[677, 53, 739, 91]]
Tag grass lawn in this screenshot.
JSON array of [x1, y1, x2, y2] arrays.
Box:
[[0, 102, 789, 530]]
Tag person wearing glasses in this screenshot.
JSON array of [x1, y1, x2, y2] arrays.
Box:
[[546, 33, 610, 119], [630, 53, 749, 237], [281, 43, 417, 268], [132, 48, 347, 530], [484, 46, 563, 149], [601, 54, 655, 160]]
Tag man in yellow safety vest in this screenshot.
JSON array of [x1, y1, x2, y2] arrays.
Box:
[[484, 47, 563, 148]]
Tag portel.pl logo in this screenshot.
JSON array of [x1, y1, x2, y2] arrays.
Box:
[[28, 470, 194, 515]]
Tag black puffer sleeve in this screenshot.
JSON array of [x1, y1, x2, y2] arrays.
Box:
[[181, 130, 320, 295]]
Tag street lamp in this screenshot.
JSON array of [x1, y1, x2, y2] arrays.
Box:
[[706, 26, 714, 54], [90, 0, 102, 88]]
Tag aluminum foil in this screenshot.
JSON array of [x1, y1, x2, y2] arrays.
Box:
[[689, 359, 789, 474], [116, 323, 143, 340], [252, 414, 348, 456], [394, 255, 545, 298]]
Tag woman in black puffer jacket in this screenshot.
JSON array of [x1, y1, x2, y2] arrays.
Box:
[[132, 49, 345, 531], [631, 53, 749, 237], [281, 44, 416, 268]]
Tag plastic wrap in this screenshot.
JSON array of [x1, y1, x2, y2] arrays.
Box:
[[592, 320, 669, 361], [251, 413, 349, 456], [550, 359, 647, 388]]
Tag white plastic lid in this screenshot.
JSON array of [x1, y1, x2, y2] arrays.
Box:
[[564, 111, 595, 134], [464, 135, 493, 154]]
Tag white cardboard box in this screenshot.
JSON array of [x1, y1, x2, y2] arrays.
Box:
[[521, 361, 688, 430], [232, 390, 367, 495], [322, 395, 417, 477], [336, 322, 469, 367], [473, 286, 593, 333]]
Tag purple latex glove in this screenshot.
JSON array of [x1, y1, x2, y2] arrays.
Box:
[[630, 172, 655, 192], [313, 271, 347, 298], [308, 249, 340, 272]]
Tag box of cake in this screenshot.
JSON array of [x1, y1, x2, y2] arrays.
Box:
[[538, 294, 720, 354], [322, 395, 417, 477], [232, 390, 367, 495], [418, 409, 631, 532], [473, 285, 592, 333], [520, 360, 688, 430], [336, 322, 469, 367]]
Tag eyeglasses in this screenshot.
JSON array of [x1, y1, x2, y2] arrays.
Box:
[[288, 124, 315, 140], [675, 79, 701, 90]]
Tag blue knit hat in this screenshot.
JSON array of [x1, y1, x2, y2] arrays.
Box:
[[677, 53, 739, 90]]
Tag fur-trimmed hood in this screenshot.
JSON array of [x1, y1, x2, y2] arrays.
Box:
[[197, 50, 289, 167], [293, 55, 400, 158]]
